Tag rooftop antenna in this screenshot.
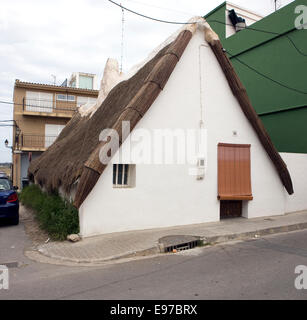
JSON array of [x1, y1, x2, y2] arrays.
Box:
[[51, 74, 56, 85], [120, 2, 125, 73]]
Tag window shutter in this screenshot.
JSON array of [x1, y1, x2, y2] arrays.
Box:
[[218, 143, 253, 201]]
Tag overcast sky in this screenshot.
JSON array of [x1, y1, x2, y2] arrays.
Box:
[[0, 0, 294, 162]]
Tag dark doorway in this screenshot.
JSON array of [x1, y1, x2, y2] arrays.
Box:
[[220, 200, 242, 219]]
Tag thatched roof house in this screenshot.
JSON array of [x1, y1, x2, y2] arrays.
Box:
[[29, 17, 298, 236]]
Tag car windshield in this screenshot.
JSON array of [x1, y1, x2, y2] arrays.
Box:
[[0, 178, 11, 191]]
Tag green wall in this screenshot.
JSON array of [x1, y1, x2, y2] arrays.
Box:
[[261, 108, 307, 153], [205, 0, 307, 153], [204, 2, 227, 40]]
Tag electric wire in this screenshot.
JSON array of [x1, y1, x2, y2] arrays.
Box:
[[120, 3, 125, 72], [226, 49, 307, 95], [106, 0, 307, 57], [207, 19, 307, 57], [124, 0, 197, 17], [106, 0, 197, 24], [1, 4, 306, 106]]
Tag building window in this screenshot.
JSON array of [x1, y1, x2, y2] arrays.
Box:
[[79, 75, 93, 89], [25, 91, 53, 112], [56, 94, 75, 101], [77, 96, 97, 107], [113, 164, 135, 188], [45, 124, 65, 148]]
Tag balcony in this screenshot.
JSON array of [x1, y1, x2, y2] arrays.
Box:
[[20, 134, 58, 151], [22, 98, 77, 118]]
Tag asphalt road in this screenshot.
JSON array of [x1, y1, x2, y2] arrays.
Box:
[[0, 219, 307, 300]]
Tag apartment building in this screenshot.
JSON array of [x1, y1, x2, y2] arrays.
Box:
[[12, 74, 99, 189]]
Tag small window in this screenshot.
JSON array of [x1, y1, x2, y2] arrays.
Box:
[[79, 75, 93, 89], [57, 94, 66, 101], [113, 164, 135, 188], [57, 94, 75, 101]]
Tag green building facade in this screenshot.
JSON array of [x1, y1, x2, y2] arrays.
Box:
[[205, 0, 307, 153]]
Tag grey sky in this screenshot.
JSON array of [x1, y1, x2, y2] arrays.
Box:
[[0, 0, 294, 162]]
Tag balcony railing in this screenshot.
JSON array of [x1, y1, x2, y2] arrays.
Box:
[[21, 134, 58, 150], [23, 98, 77, 115]]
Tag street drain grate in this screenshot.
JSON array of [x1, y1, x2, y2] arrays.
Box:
[[0, 262, 19, 268], [164, 241, 199, 253], [158, 235, 202, 253]]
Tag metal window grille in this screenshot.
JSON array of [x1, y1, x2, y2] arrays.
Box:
[[113, 164, 129, 186]]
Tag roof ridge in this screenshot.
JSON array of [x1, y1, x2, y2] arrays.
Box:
[[73, 29, 193, 208]]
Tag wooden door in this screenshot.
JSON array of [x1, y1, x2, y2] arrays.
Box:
[[220, 200, 242, 219]]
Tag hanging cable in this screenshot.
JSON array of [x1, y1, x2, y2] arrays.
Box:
[[120, 3, 125, 73], [226, 49, 307, 95], [0, 100, 14, 105], [0, 100, 78, 111], [207, 19, 307, 57], [124, 0, 197, 17], [285, 34, 307, 57], [106, 0, 197, 24], [107, 0, 307, 57]]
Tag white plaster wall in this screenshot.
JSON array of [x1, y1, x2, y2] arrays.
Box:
[[79, 28, 286, 237], [281, 152, 307, 213]]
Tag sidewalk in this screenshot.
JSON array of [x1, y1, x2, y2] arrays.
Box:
[[35, 210, 307, 264]]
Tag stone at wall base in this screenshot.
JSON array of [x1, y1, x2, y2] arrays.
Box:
[[67, 234, 81, 242]]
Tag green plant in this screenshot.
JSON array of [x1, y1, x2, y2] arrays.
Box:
[[19, 184, 79, 241]]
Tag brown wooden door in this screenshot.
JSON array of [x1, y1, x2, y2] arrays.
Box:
[[220, 200, 242, 219]]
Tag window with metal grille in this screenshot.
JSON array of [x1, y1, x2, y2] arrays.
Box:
[[25, 91, 53, 113], [113, 164, 132, 187]]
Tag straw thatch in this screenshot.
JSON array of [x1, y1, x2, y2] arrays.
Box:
[[28, 29, 193, 207], [28, 21, 293, 210]]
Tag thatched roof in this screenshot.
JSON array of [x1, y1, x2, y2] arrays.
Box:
[[28, 19, 293, 209]]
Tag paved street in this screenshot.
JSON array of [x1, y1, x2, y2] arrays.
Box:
[[1, 219, 307, 300]]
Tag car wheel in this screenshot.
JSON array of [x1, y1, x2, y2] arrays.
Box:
[[11, 216, 19, 225]]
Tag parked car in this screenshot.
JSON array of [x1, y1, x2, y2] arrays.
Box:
[[0, 171, 7, 178], [0, 176, 19, 225]]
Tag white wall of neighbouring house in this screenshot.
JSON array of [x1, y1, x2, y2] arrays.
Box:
[[79, 27, 287, 237], [281, 152, 307, 213]]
